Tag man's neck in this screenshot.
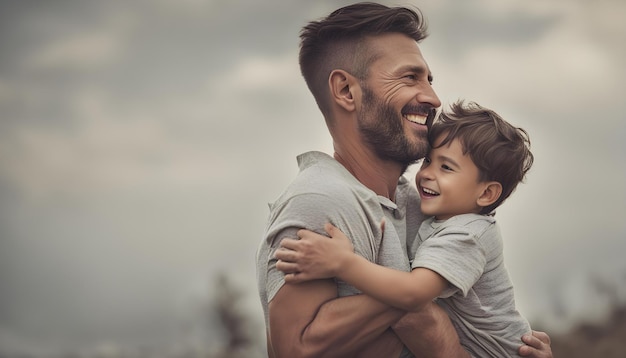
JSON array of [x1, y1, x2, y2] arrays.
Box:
[[333, 147, 404, 201]]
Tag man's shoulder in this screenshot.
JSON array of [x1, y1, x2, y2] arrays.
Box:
[[266, 151, 383, 229], [282, 151, 376, 203]]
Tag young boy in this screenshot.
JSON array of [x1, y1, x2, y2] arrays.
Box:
[[275, 101, 535, 357]]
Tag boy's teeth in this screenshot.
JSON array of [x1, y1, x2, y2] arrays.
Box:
[[423, 187, 439, 195], [405, 114, 427, 125]]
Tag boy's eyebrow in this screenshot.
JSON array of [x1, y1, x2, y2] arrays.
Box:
[[436, 154, 460, 169]]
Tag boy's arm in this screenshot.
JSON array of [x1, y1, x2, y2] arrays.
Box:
[[276, 223, 449, 312]]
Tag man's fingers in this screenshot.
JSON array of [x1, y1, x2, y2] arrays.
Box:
[[531, 330, 551, 345], [324, 222, 337, 236], [521, 331, 547, 348], [519, 330, 552, 357]]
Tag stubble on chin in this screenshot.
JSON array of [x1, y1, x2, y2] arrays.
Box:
[[359, 86, 429, 167], [409, 131, 429, 161]]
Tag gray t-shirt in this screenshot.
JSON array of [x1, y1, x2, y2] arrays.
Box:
[[412, 213, 531, 357], [256, 151, 422, 354]]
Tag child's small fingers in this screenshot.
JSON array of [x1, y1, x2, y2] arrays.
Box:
[[275, 259, 299, 274], [279, 238, 299, 250], [274, 248, 295, 261]]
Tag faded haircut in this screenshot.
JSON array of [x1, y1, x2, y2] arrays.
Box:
[[429, 100, 534, 214], [299, 2, 428, 118]]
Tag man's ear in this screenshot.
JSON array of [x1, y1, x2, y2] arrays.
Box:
[[477, 181, 502, 208], [329, 69, 358, 112]]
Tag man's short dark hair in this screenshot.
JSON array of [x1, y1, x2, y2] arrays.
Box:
[[299, 2, 428, 117]]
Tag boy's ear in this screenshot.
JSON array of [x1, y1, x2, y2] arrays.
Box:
[[477, 182, 502, 208], [329, 69, 358, 112]]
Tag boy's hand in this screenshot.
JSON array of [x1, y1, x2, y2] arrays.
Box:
[[275, 223, 354, 283]]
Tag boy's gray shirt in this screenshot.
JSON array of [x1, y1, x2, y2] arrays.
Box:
[[413, 213, 531, 357]]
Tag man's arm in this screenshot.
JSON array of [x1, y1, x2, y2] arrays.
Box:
[[393, 303, 470, 358], [268, 278, 406, 358], [271, 223, 465, 357], [265, 190, 414, 357]]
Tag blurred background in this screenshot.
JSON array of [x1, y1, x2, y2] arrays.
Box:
[[1, 0, 625, 356]]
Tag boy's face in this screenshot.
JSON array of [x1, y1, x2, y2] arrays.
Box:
[[416, 135, 489, 220]]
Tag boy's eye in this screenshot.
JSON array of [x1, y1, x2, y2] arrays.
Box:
[[441, 164, 453, 171]]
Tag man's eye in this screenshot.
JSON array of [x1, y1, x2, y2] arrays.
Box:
[[404, 74, 417, 80]]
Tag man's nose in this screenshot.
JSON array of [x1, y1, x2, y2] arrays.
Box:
[[416, 83, 441, 109]]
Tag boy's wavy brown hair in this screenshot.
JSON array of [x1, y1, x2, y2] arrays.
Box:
[[429, 101, 534, 214]]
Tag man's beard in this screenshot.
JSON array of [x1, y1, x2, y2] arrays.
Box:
[[358, 85, 430, 168]]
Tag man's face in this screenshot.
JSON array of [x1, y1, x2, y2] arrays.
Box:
[[356, 33, 441, 166]]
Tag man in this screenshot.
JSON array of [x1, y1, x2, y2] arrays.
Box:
[[256, 3, 552, 357]]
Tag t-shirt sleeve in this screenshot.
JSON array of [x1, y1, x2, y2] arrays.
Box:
[[263, 192, 380, 303], [411, 225, 486, 297]]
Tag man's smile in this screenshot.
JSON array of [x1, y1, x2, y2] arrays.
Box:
[[403, 114, 428, 125]]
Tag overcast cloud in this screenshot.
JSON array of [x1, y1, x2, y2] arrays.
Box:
[[1, 0, 625, 355]]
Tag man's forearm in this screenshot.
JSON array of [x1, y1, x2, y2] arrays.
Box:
[[303, 293, 406, 356], [393, 302, 470, 358], [269, 280, 406, 357]]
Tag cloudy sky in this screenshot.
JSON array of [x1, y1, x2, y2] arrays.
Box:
[[1, 0, 625, 355]]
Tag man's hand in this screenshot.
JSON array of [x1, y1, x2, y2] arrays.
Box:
[[519, 330, 552, 358]]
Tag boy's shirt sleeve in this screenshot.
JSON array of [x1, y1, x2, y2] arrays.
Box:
[[411, 222, 487, 298]]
